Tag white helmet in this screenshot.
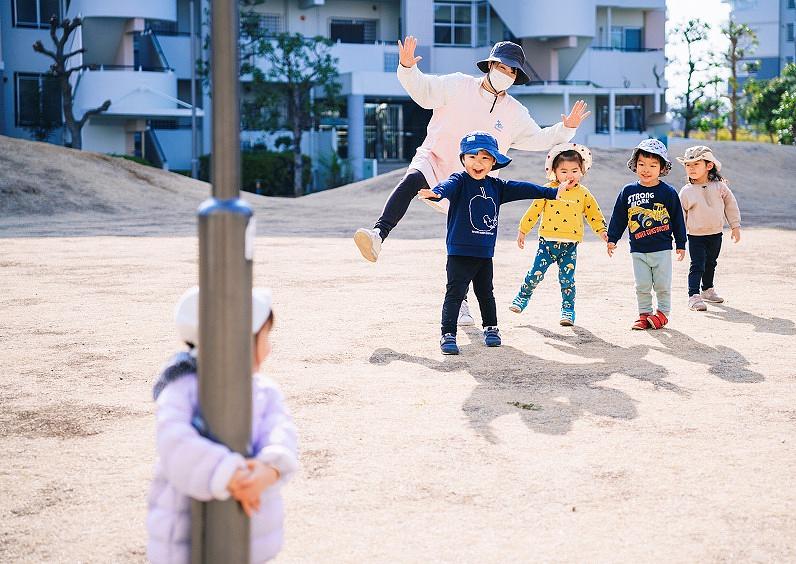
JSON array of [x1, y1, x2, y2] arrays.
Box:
[[174, 286, 273, 346]]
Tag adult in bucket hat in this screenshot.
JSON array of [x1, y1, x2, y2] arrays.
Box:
[[352, 35, 590, 324]]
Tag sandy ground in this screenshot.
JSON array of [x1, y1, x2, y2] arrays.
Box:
[[1, 135, 796, 562]]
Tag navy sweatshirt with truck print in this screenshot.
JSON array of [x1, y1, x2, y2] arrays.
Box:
[[432, 172, 558, 258], [607, 181, 686, 253]]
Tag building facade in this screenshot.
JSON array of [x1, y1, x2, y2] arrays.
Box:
[[1, 0, 668, 181], [725, 0, 796, 83]]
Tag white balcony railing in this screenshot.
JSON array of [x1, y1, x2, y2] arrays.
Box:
[[67, 0, 176, 21], [73, 68, 178, 117], [567, 47, 665, 89]]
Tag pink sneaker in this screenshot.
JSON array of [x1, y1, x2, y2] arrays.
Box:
[[700, 287, 724, 303]]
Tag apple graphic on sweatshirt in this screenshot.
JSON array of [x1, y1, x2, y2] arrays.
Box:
[[469, 187, 498, 233]]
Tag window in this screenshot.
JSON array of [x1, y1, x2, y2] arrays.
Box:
[[330, 18, 377, 44], [788, 23, 794, 42], [610, 26, 644, 50], [15, 73, 62, 128], [789, 0, 795, 9], [13, 0, 60, 29], [595, 95, 645, 133], [384, 52, 399, 72], [434, 2, 471, 46], [256, 13, 283, 36]]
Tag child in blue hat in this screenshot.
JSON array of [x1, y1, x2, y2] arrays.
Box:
[[418, 131, 566, 354]]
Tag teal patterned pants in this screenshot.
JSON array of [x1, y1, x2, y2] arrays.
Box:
[[517, 237, 578, 316]]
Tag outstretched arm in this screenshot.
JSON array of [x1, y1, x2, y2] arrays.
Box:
[[500, 179, 559, 203], [396, 36, 464, 109], [511, 101, 591, 151]]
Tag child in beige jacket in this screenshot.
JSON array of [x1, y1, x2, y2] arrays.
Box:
[[677, 146, 741, 311]]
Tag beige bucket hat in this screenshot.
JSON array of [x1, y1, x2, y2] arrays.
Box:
[[676, 145, 722, 172], [545, 142, 593, 181]]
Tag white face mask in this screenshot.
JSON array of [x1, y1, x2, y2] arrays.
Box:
[[488, 68, 515, 92]]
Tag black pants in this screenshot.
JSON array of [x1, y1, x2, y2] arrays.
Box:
[[687, 233, 723, 296], [441, 256, 497, 335], [374, 169, 429, 239]]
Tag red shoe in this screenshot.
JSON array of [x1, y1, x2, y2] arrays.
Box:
[[647, 310, 669, 329], [631, 313, 651, 330]]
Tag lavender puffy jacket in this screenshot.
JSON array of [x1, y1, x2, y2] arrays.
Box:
[[146, 361, 298, 563]]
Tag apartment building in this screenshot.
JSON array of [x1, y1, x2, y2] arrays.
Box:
[[724, 0, 796, 82], [1, 0, 667, 182], [0, 0, 203, 170]]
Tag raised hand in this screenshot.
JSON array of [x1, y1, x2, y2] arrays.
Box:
[[398, 36, 422, 68], [562, 100, 592, 129]]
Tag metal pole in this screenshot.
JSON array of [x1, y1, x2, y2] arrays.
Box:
[[193, 0, 253, 561], [190, 0, 199, 179]]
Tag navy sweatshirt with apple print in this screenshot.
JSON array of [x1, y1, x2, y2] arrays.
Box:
[[432, 172, 558, 258]]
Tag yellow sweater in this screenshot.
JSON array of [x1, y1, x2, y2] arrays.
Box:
[[518, 182, 607, 242]]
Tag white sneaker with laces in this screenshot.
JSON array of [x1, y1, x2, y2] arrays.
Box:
[[700, 287, 724, 303], [354, 228, 382, 262], [458, 299, 475, 326], [688, 294, 707, 311]]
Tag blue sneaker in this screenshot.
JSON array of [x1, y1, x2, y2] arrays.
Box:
[[509, 295, 529, 314], [560, 310, 575, 326], [483, 326, 502, 347], [440, 333, 460, 355]]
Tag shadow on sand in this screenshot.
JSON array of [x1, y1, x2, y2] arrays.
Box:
[[369, 324, 764, 441], [702, 303, 796, 336], [370, 326, 687, 441]]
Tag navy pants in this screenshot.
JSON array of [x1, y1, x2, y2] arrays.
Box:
[[441, 256, 497, 335], [374, 169, 428, 239], [687, 233, 723, 296]]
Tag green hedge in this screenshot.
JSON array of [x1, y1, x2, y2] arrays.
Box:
[[199, 150, 312, 197]]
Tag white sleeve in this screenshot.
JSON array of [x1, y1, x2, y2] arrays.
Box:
[[155, 378, 246, 501], [253, 384, 299, 486], [396, 65, 467, 110], [511, 105, 576, 151]]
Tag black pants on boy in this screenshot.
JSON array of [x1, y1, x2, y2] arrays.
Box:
[[687, 233, 723, 296], [374, 169, 429, 240], [441, 255, 497, 335]]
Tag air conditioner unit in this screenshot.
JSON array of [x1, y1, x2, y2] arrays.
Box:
[[299, 0, 325, 8]]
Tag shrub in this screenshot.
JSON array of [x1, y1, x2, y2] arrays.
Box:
[[199, 149, 311, 196]]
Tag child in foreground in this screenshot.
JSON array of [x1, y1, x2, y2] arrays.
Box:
[[606, 139, 686, 330], [677, 145, 741, 311], [418, 131, 564, 354], [510, 142, 608, 326], [147, 287, 298, 563]]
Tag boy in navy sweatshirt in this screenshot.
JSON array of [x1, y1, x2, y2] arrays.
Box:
[[418, 131, 564, 354], [606, 139, 686, 330]]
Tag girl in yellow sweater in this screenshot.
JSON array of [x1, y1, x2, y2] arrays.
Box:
[[510, 143, 608, 326]]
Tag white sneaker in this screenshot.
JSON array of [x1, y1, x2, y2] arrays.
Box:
[[688, 294, 707, 311], [458, 299, 475, 325], [354, 228, 382, 262], [700, 287, 724, 303]]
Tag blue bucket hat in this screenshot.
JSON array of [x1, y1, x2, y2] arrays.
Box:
[[459, 131, 511, 170], [627, 138, 672, 176]]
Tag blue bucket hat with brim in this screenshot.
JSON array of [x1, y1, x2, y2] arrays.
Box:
[[627, 138, 672, 176], [460, 131, 511, 170], [476, 41, 533, 85]]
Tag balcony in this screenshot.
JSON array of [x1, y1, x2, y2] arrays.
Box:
[[488, 0, 596, 38], [566, 46, 665, 89], [73, 68, 187, 118], [67, 0, 176, 21]]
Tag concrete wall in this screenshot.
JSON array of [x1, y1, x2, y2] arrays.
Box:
[[489, 0, 596, 38], [567, 48, 664, 88], [67, 0, 176, 21], [82, 122, 128, 153], [512, 93, 597, 144]]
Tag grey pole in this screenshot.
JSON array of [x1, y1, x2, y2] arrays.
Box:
[[193, 0, 253, 561], [190, 0, 199, 179]]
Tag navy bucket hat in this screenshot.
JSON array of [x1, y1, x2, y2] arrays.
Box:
[[476, 41, 532, 85], [459, 131, 511, 170]]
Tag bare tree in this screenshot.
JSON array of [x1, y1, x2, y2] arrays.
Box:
[[33, 16, 111, 150], [671, 19, 719, 138], [721, 19, 758, 141]]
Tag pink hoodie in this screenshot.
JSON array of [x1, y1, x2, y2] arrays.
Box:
[[397, 64, 575, 186]]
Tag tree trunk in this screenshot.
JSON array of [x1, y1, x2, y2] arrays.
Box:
[[293, 128, 303, 197]]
